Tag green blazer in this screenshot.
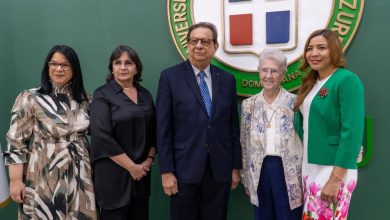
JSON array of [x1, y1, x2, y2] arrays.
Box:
[[295, 68, 364, 169]]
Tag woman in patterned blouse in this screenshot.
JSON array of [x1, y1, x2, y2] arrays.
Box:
[[240, 49, 303, 220], [4, 45, 97, 219]]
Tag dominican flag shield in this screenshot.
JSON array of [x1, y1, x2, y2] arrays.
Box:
[[222, 0, 298, 56], [0, 147, 11, 208]]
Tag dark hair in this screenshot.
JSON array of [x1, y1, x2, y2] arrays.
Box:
[[187, 22, 218, 44], [38, 45, 88, 103], [106, 45, 143, 87], [294, 29, 345, 111]]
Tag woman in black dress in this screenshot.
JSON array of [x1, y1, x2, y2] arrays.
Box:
[[90, 45, 156, 220]]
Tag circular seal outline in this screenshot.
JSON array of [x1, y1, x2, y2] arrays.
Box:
[[168, 0, 364, 96]]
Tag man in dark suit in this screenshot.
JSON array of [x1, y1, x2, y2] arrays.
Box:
[[156, 22, 242, 220]]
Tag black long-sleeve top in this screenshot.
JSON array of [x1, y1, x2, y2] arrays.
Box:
[[90, 79, 156, 209]]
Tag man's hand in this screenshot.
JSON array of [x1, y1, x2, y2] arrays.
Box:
[[161, 172, 178, 196], [231, 169, 240, 190]]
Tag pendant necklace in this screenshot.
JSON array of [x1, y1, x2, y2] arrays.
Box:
[[263, 108, 276, 128]]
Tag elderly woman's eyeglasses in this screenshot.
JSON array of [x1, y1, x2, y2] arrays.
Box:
[[260, 68, 279, 75], [188, 38, 213, 47], [48, 61, 71, 71]]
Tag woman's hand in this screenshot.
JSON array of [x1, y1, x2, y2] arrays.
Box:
[[9, 164, 25, 203], [10, 180, 25, 204], [128, 163, 147, 181], [231, 169, 240, 190], [321, 167, 347, 203], [131, 158, 153, 181], [140, 158, 153, 172], [320, 172, 343, 203], [244, 187, 250, 197], [109, 153, 149, 181]]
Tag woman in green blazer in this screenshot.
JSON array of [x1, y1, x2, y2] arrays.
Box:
[[294, 29, 364, 219]]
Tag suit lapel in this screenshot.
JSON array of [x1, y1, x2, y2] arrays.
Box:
[[210, 65, 220, 119]]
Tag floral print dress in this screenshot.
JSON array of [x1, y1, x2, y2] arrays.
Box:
[[4, 87, 97, 220], [300, 76, 357, 220]]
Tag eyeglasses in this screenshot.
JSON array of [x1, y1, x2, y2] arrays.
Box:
[[188, 38, 213, 47], [48, 61, 71, 71], [113, 60, 134, 68], [260, 68, 280, 75]]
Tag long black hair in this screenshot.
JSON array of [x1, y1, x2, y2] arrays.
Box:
[[106, 45, 143, 87], [38, 45, 88, 103]]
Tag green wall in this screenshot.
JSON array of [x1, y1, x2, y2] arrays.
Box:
[[0, 0, 388, 219]]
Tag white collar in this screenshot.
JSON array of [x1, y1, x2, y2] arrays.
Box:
[[192, 64, 211, 79]]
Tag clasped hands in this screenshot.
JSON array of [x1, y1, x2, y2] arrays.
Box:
[[128, 158, 153, 181]]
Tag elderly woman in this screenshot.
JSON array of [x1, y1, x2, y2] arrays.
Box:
[[90, 45, 156, 220], [240, 49, 303, 220], [4, 45, 96, 219]]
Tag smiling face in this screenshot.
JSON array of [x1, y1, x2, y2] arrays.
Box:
[[112, 52, 137, 86], [48, 52, 73, 85], [187, 27, 219, 70], [259, 58, 284, 93], [305, 35, 336, 75]]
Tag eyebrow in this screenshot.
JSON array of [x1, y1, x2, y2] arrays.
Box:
[[114, 58, 132, 62], [313, 43, 328, 46], [49, 60, 70, 63]]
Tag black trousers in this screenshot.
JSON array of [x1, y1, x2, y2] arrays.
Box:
[[99, 195, 149, 220], [170, 158, 231, 220]]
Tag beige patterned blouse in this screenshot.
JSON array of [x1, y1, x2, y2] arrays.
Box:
[[4, 87, 97, 220]]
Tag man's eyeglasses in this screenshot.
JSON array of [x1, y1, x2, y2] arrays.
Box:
[[48, 61, 71, 71], [188, 38, 213, 47], [260, 68, 280, 75]]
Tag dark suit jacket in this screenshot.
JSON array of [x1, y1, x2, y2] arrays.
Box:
[[156, 60, 242, 184]]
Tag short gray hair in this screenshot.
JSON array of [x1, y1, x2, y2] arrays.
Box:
[[258, 49, 287, 73]]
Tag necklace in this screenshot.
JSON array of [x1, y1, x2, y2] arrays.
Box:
[[263, 108, 276, 128], [123, 87, 135, 90], [51, 81, 71, 95]]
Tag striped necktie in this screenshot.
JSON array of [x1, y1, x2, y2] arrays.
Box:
[[198, 71, 212, 117]]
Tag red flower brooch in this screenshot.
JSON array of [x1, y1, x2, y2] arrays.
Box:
[[318, 88, 328, 98]]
